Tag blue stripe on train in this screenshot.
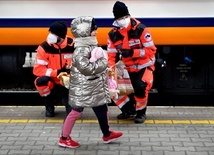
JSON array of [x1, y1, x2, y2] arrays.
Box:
[[0, 17, 214, 27]]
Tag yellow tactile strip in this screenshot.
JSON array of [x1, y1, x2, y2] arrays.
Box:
[[0, 119, 214, 124]]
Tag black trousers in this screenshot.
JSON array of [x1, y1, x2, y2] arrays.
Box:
[[36, 76, 72, 115]]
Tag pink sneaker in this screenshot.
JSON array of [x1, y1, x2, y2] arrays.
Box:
[[102, 131, 123, 144], [58, 135, 80, 148]]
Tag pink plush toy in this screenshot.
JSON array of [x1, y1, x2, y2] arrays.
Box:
[[90, 47, 107, 62], [90, 46, 119, 99], [107, 72, 120, 100]]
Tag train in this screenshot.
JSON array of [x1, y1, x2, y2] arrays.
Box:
[[0, 0, 214, 106]]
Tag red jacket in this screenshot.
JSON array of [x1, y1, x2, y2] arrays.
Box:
[[107, 18, 157, 72], [33, 36, 74, 84]]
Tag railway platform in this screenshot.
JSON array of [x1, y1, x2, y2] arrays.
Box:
[[0, 105, 214, 155]]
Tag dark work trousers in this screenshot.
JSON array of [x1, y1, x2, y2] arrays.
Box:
[[47, 84, 72, 115], [35, 76, 72, 118]]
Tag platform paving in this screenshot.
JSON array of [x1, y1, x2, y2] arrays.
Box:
[[0, 106, 214, 155]]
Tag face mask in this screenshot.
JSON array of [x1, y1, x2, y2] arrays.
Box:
[[47, 33, 57, 44], [117, 17, 130, 28]]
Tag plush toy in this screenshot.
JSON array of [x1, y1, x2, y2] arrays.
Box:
[[57, 72, 70, 89], [90, 47, 108, 62], [107, 71, 119, 100]]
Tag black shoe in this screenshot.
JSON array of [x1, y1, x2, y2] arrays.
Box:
[[44, 99, 55, 117], [134, 114, 146, 124], [45, 110, 55, 117], [117, 100, 136, 120], [117, 111, 136, 119]]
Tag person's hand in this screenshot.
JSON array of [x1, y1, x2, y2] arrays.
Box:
[[57, 72, 68, 79], [121, 49, 134, 58], [57, 72, 70, 88], [57, 65, 70, 75], [107, 66, 114, 72]]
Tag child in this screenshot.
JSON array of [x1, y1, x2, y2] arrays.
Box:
[[58, 16, 123, 148]]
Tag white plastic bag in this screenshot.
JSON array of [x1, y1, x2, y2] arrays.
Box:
[[115, 61, 134, 95]]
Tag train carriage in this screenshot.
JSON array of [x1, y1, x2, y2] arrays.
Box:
[[0, 0, 214, 105]]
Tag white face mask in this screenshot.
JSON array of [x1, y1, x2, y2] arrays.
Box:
[[47, 33, 57, 44], [117, 17, 130, 28]]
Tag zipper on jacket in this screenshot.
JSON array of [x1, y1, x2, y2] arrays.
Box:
[[58, 45, 62, 68]]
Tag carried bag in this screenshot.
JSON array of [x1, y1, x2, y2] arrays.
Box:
[[115, 61, 134, 95]]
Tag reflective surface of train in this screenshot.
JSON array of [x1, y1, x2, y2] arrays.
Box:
[[0, 0, 214, 105]]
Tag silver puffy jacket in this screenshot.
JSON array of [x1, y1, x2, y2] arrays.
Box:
[[68, 16, 111, 107]]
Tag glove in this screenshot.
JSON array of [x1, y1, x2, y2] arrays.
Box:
[[121, 49, 134, 58], [57, 72, 70, 89], [57, 65, 70, 75], [57, 72, 68, 79]]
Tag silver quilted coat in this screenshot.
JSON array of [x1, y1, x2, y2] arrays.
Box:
[[69, 16, 111, 107]]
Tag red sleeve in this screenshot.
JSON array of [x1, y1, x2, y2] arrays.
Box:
[[140, 27, 157, 58], [33, 46, 57, 77]]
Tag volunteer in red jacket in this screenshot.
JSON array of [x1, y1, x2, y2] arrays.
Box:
[[33, 21, 74, 117], [107, 1, 157, 123]]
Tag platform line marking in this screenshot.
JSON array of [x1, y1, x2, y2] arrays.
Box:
[[1, 119, 214, 124], [155, 120, 173, 124], [82, 120, 98, 123], [145, 120, 154, 124], [46, 119, 63, 123], [191, 120, 210, 124], [173, 120, 191, 124], [28, 119, 46, 123], [209, 120, 214, 124], [0, 119, 10, 123], [10, 119, 28, 123], [76, 120, 82, 123], [119, 120, 134, 124], [108, 120, 118, 123]]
